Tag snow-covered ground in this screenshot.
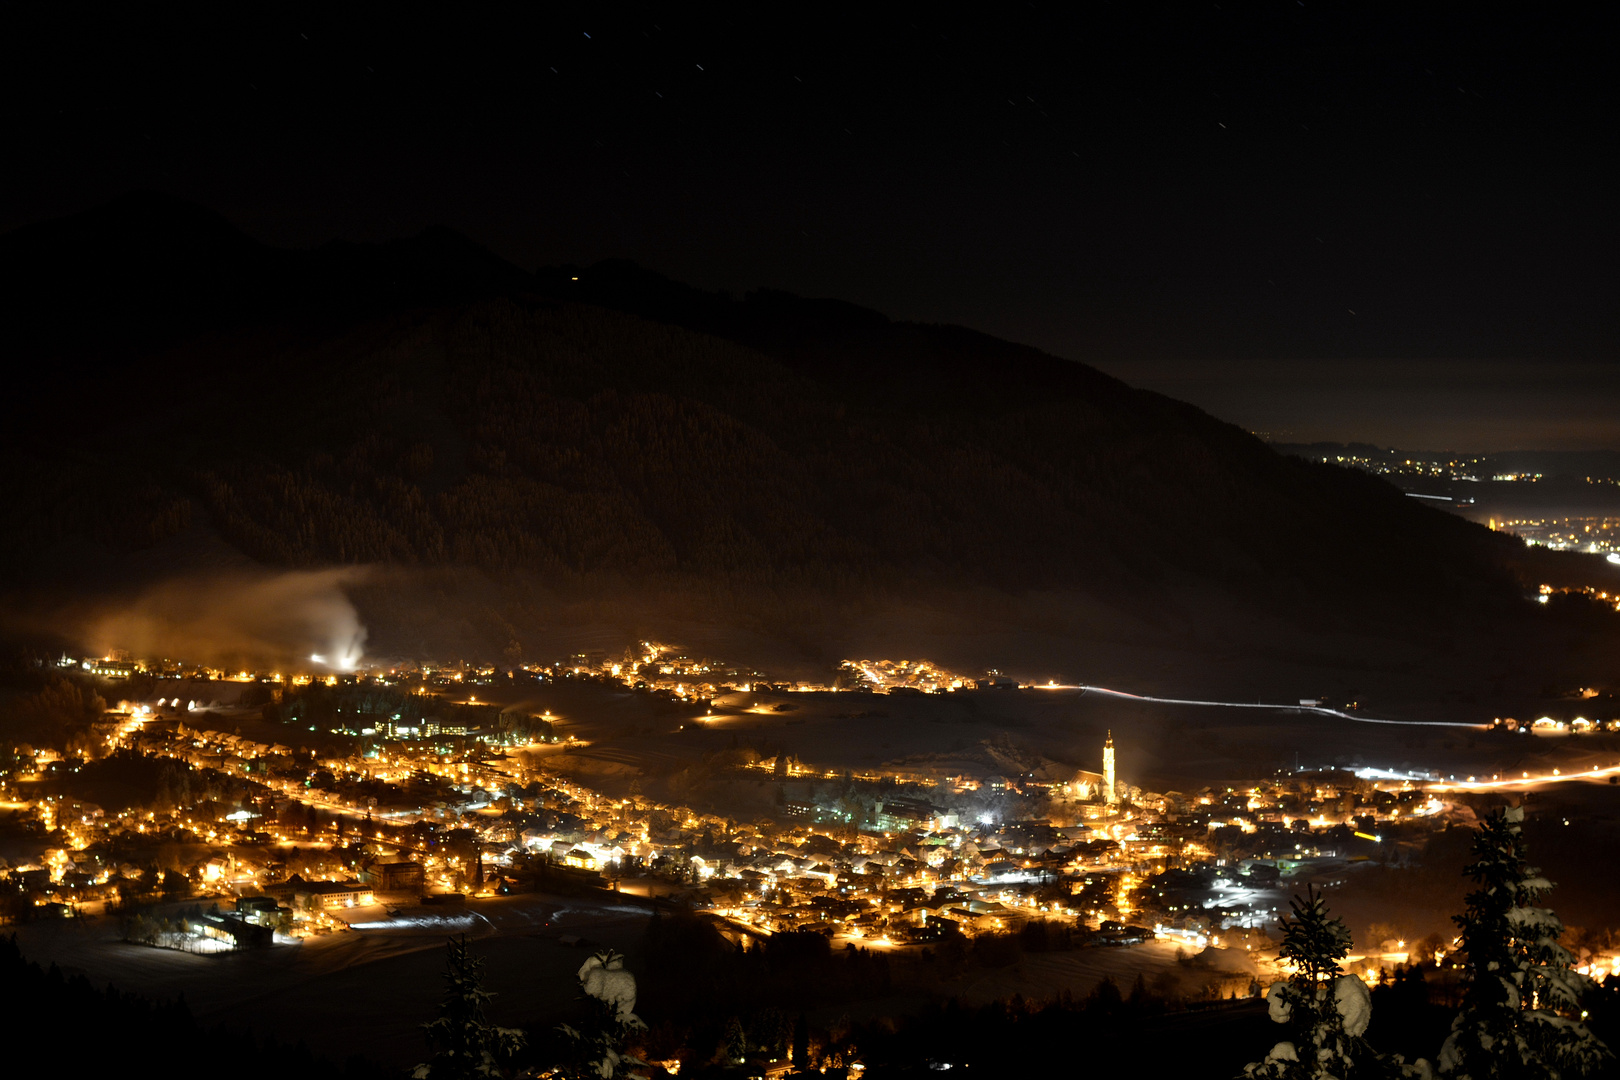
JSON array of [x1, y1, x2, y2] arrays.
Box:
[[11, 892, 654, 1067]]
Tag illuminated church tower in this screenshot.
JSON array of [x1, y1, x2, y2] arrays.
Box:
[[1103, 729, 1117, 805]]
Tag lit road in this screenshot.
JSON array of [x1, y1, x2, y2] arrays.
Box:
[[1429, 763, 1620, 792], [1039, 684, 1482, 729]]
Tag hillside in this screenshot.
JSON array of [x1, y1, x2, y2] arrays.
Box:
[[2, 194, 1616, 696]]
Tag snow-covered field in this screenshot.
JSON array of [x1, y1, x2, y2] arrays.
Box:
[[12, 892, 654, 1066]]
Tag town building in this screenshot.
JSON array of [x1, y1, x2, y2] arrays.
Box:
[[1104, 730, 1117, 804]]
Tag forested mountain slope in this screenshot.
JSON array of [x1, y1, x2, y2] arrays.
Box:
[[1, 195, 1614, 684]]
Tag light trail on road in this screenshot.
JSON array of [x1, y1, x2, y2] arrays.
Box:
[[1428, 763, 1620, 792], [1040, 684, 1482, 729]]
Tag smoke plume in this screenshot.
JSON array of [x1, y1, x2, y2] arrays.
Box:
[[77, 567, 370, 671]]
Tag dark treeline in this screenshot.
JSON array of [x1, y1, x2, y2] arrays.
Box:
[[0, 933, 387, 1080], [21, 746, 269, 819], [854, 978, 1266, 1078], [624, 913, 898, 1068], [265, 681, 552, 741], [620, 909, 1439, 1077], [839, 966, 1460, 1079], [640, 913, 892, 1015], [0, 650, 108, 755], [623, 912, 1174, 1073]]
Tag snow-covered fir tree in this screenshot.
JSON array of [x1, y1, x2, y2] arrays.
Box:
[[1244, 885, 1428, 1079], [413, 934, 527, 1080], [1438, 805, 1611, 1079], [556, 949, 647, 1079]]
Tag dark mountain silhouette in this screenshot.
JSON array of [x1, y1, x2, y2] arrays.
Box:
[[2, 194, 1615, 692], [0, 192, 286, 358], [0, 191, 532, 371]]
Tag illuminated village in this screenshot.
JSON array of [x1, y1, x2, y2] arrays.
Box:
[[6, 643, 1619, 1004]]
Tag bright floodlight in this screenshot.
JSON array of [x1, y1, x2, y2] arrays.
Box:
[[311, 654, 325, 664]]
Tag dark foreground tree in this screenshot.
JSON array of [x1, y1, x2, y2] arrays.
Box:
[[1438, 805, 1611, 1079], [1244, 885, 1425, 1079], [793, 1010, 811, 1071], [413, 934, 526, 1080]]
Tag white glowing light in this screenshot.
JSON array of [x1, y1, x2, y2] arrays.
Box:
[[310, 639, 364, 672]]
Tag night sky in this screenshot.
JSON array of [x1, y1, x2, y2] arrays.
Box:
[[4, 7, 1614, 450]]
